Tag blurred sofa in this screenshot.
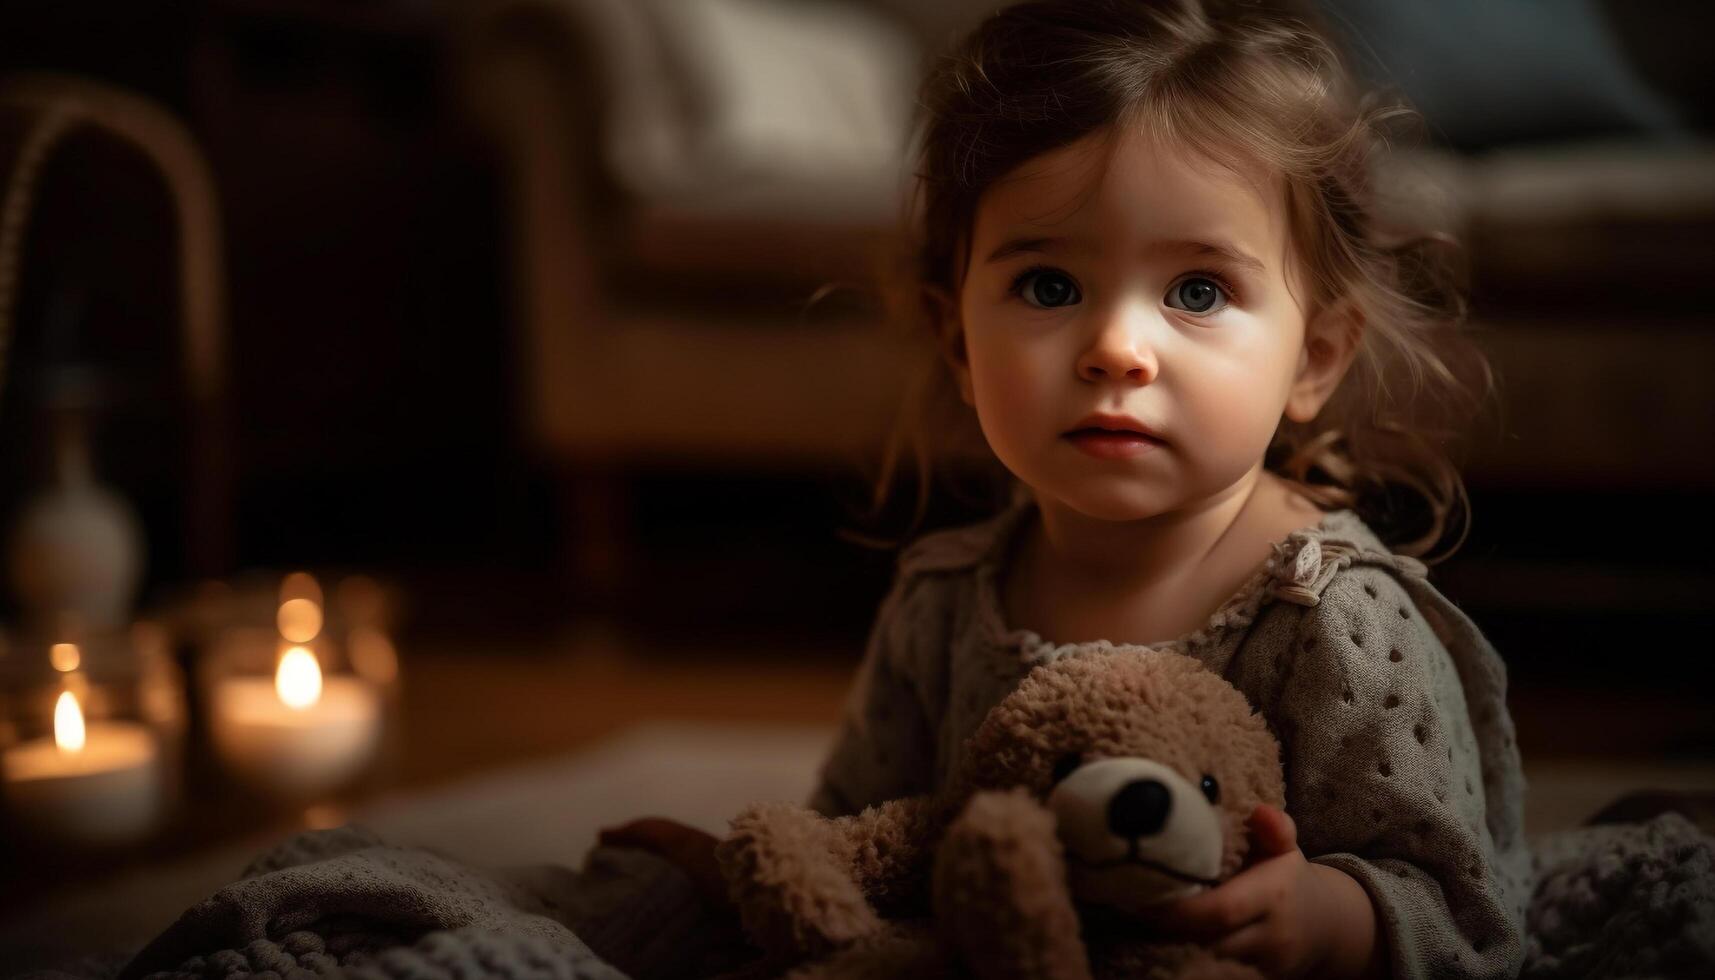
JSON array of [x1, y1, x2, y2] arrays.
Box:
[[457, 0, 1715, 598], [459, 0, 930, 469]]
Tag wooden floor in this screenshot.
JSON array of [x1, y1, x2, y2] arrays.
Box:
[[392, 628, 854, 790]]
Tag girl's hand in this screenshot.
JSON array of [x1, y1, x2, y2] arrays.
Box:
[[1150, 805, 1387, 979], [598, 817, 732, 911]]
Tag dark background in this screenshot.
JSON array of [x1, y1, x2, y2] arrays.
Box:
[[2, 0, 1712, 716]]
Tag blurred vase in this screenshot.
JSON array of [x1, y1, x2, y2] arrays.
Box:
[[7, 409, 143, 632]]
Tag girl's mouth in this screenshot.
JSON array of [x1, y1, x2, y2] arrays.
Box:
[[1064, 428, 1164, 459]]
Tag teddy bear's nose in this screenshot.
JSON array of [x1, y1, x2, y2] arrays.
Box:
[[1107, 778, 1172, 838]]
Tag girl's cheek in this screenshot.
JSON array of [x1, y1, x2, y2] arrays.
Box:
[[975, 336, 1045, 390]]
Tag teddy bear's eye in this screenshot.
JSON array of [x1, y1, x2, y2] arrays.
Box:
[[1051, 752, 1082, 785], [1199, 774, 1220, 803]]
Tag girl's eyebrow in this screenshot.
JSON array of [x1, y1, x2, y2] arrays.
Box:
[[984, 235, 1266, 275], [983, 236, 1068, 263]]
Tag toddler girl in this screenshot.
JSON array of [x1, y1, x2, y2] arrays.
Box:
[[612, 2, 1530, 977]]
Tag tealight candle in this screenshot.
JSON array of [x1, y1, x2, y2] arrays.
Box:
[[210, 645, 380, 798], [2, 689, 162, 844]]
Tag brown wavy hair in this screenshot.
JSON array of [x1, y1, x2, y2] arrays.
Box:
[[867, 0, 1495, 562]]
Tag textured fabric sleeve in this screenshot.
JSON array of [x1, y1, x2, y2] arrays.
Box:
[[806, 570, 944, 818], [1262, 566, 1527, 980]]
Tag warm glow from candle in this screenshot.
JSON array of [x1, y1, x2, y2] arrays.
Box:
[[349, 627, 398, 685], [50, 643, 81, 672], [277, 598, 324, 643], [55, 690, 87, 753], [275, 647, 323, 710], [280, 571, 324, 607]]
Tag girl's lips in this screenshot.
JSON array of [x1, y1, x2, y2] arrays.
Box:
[[1064, 429, 1164, 459]]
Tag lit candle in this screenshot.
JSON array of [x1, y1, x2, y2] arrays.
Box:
[[210, 644, 380, 798], [2, 689, 162, 844]]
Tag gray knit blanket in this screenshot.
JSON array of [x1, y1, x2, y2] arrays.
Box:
[[1524, 812, 1715, 979], [13, 826, 753, 980], [11, 814, 1715, 980]]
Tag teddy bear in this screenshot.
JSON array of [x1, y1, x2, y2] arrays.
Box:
[[715, 650, 1286, 980]]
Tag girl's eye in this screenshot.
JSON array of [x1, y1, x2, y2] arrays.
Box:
[[1165, 276, 1228, 315], [1012, 269, 1082, 309]]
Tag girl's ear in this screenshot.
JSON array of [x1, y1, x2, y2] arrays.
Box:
[[1285, 298, 1363, 424], [925, 284, 976, 405]]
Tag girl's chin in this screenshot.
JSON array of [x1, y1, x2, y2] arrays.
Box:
[[1034, 486, 1182, 524]]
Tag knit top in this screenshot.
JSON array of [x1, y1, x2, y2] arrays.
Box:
[[808, 497, 1531, 980]]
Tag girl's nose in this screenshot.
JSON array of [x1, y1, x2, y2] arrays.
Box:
[[1076, 307, 1159, 384]]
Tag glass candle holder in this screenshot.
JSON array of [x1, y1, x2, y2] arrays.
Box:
[[0, 624, 184, 847], [194, 572, 398, 802]]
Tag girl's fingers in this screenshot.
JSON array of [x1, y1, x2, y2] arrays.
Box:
[[1247, 804, 1298, 858], [1152, 880, 1267, 941], [1211, 918, 1270, 962]]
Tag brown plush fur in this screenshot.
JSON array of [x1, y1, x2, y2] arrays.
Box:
[[935, 788, 1091, 980], [716, 651, 1286, 980]]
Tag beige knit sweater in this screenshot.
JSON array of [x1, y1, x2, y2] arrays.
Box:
[[808, 498, 1531, 980]]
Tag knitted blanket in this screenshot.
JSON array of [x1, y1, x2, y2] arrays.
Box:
[[1524, 812, 1715, 979], [11, 814, 1714, 980], [13, 826, 752, 980]]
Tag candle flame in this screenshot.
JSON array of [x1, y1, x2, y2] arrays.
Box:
[[55, 690, 87, 752], [276, 646, 324, 710]]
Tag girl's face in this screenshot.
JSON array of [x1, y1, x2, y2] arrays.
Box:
[[951, 126, 1347, 522]]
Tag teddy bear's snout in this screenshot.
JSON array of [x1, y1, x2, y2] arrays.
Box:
[[1049, 758, 1225, 914], [1107, 778, 1172, 837]]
